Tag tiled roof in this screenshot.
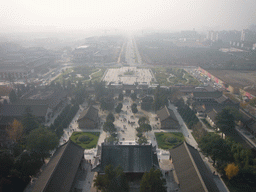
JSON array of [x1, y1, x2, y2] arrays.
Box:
[[156, 106, 178, 122], [214, 95, 228, 103], [141, 95, 153, 103], [92, 144, 159, 173], [193, 91, 222, 99], [32, 140, 84, 192], [0, 104, 48, 117], [170, 142, 219, 192], [77, 105, 98, 122], [17, 90, 67, 109]]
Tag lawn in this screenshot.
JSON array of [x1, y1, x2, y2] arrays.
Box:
[[89, 68, 106, 82], [70, 132, 100, 149], [155, 132, 184, 150]]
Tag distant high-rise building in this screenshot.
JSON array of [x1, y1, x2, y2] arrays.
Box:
[[207, 31, 218, 42], [218, 30, 241, 42], [241, 29, 256, 42]]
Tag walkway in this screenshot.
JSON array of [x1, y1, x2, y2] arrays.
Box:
[[167, 102, 229, 192]]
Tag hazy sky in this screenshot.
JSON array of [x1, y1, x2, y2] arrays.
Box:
[[1, 0, 256, 33]]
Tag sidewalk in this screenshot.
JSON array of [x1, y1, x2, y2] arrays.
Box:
[[168, 102, 198, 148], [168, 102, 229, 192]]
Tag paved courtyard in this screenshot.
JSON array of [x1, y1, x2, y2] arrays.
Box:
[[103, 67, 154, 85]]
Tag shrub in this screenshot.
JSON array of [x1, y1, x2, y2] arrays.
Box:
[[78, 135, 91, 142], [166, 137, 178, 144]]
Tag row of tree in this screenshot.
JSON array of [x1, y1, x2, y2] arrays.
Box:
[[136, 117, 152, 145], [198, 133, 256, 191], [1, 114, 59, 191], [176, 100, 199, 129], [93, 165, 167, 192], [103, 113, 118, 144], [49, 104, 79, 138]]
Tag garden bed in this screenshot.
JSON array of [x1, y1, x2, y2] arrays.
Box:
[[155, 132, 184, 150], [70, 132, 100, 149]]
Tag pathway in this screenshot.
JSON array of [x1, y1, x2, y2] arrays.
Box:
[[167, 101, 229, 192]]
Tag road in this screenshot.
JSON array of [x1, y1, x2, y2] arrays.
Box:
[[125, 36, 142, 66]]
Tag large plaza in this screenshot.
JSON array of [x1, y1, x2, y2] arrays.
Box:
[[102, 67, 155, 85]]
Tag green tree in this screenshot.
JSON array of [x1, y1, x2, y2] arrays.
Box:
[[67, 79, 72, 90], [216, 108, 236, 138], [140, 167, 167, 192], [141, 123, 152, 134], [0, 152, 14, 177], [137, 136, 148, 145], [62, 79, 66, 89], [106, 113, 115, 123], [118, 93, 124, 101], [94, 164, 129, 192], [77, 80, 82, 88], [115, 103, 123, 113], [131, 103, 138, 113], [138, 117, 148, 126], [130, 92, 137, 101], [94, 81, 106, 101], [198, 133, 232, 165], [26, 128, 58, 161], [22, 107, 39, 135], [9, 90, 17, 103], [14, 151, 43, 178], [103, 121, 116, 134]]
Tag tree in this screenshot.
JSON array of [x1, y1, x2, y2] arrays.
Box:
[[62, 78, 66, 89], [118, 93, 124, 101], [26, 128, 58, 160], [137, 136, 148, 145], [14, 151, 43, 178], [9, 90, 17, 103], [3, 99, 8, 104], [94, 164, 129, 192], [22, 107, 39, 135], [115, 103, 123, 113], [77, 80, 82, 88], [198, 133, 232, 165], [153, 85, 168, 111], [94, 81, 106, 101], [103, 121, 116, 134], [225, 163, 239, 180], [106, 113, 115, 123], [67, 79, 72, 90], [140, 167, 167, 192], [138, 117, 148, 126], [216, 108, 235, 138], [130, 92, 137, 101], [0, 152, 14, 177], [131, 103, 138, 113], [141, 123, 152, 133], [6, 119, 24, 143]]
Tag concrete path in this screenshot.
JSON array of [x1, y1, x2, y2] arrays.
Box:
[[168, 102, 198, 148], [167, 102, 229, 192]]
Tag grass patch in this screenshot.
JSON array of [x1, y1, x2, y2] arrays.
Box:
[[89, 68, 106, 82], [155, 132, 184, 149], [70, 132, 100, 149]]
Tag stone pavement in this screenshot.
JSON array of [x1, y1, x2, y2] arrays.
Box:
[[168, 102, 198, 148], [159, 159, 179, 192], [167, 102, 229, 192]]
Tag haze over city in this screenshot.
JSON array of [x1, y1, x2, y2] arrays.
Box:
[[1, 1, 256, 192], [1, 0, 256, 34]]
